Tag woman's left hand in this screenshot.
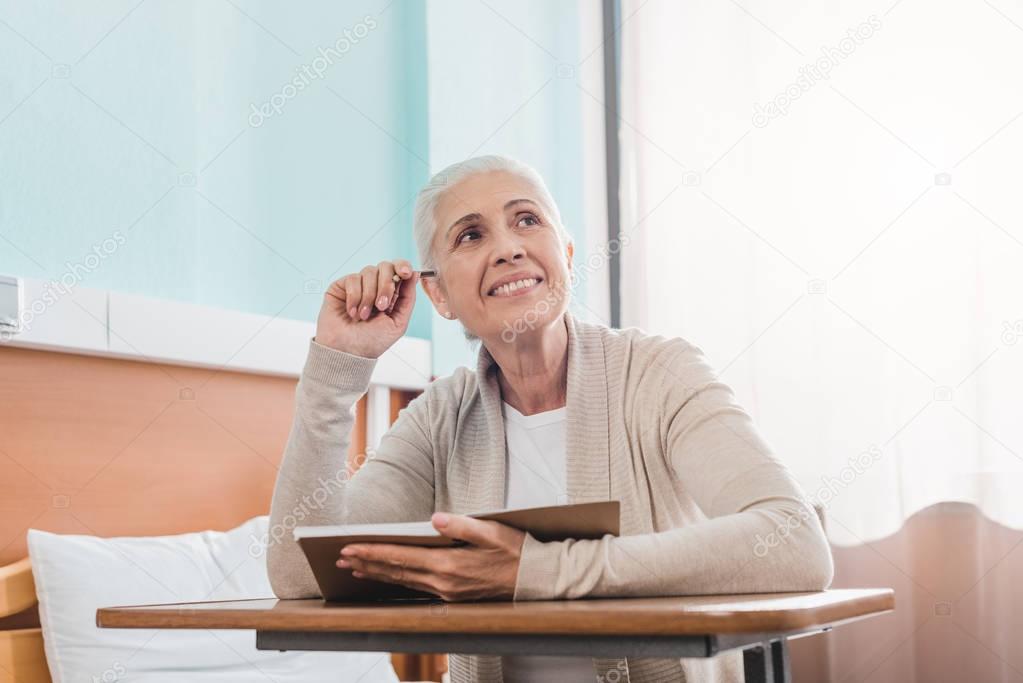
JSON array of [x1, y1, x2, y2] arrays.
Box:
[[336, 513, 526, 601]]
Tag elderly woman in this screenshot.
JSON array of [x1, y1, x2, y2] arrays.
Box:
[[267, 156, 833, 683]]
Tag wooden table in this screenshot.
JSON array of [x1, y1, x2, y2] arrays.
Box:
[[97, 588, 893, 683]]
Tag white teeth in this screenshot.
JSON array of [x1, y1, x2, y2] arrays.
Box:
[[490, 278, 538, 296]]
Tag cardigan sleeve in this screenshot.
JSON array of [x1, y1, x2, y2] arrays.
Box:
[[266, 339, 436, 599], [513, 340, 834, 600]]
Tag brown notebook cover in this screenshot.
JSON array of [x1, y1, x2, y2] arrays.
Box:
[[294, 500, 620, 602]]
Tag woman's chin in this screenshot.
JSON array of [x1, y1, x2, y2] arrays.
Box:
[[487, 296, 563, 343]]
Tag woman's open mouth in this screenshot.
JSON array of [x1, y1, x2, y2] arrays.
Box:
[[487, 277, 543, 298]]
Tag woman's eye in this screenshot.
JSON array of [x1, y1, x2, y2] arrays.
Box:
[[517, 213, 540, 227], [457, 228, 481, 244]]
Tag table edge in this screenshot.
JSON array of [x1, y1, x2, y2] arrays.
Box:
[[96, 589, 894, 636]]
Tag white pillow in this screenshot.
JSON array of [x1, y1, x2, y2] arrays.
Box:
[[28, 517, 399, 683]]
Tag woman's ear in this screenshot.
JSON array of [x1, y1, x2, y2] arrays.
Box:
[[421, 275, 455, 320]]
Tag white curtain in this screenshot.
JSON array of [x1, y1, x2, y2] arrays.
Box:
[[618, 0, 1023, 546]]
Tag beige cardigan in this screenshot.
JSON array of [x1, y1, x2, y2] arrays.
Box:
[[267, 312, 833, 683]]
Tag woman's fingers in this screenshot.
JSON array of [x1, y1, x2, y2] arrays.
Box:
[[331, 261, 418, 322], [324, 278, 345, 304], [382, 260, 413, 313], [343, 274, 361, 319], [375, 262, 396, 311], [337, 546, 441, 594], [392, 259, 413, 280], [432, 514, 519, 549], [315, 258, 420, 357], [358, 266, 378, 319], [389, 271, 418, 318], [345, 557, 431, 585]]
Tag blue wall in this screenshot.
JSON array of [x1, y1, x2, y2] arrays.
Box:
[[1, 0, 596, 359], [0, 0, 432, 338]]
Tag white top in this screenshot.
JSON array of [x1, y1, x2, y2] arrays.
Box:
[[500, 402, 594, 683]]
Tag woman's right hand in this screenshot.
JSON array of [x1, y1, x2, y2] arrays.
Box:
[[315, 259, 419, 359]]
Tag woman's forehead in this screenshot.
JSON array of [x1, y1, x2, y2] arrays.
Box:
[[435, 171, 543, 218]]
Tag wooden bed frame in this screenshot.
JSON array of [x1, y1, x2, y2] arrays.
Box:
[[0, 346, 444, 683]]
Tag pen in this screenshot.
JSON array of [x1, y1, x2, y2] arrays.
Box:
[[382, 270, 434, 313], [392, 270, 436, 283]]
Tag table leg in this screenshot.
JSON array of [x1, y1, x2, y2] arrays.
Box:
[[742, 638, 790, 683]]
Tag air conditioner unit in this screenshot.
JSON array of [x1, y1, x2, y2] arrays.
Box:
[[0, 275, 23, 337]]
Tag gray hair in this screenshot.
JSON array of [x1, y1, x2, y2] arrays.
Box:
[[412, 155, 570, 269]]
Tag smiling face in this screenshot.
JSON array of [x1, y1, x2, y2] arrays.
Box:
[[421, 170, 573, 344]]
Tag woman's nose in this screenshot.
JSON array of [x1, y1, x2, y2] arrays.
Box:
[[490, 232, 526, 266]]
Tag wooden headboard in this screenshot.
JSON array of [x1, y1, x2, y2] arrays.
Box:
[[0, 345, 442, 682]]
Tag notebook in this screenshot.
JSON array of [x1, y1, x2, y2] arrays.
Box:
[[293, 500, 620, 601]]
